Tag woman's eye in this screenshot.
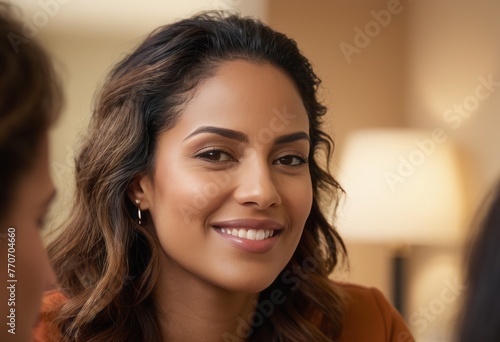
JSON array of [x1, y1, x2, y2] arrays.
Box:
[[275, 155, 308, 166], [196, 149, 235, 163]]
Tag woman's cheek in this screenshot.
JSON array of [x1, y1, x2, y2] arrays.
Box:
[[168, 172, 231, 226], [285, 176, 313, 221]]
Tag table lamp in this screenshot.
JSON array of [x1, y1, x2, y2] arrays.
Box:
[[335, 128, 465, 315]]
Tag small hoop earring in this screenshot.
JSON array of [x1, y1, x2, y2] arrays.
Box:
[[134, 199, 142, 225]]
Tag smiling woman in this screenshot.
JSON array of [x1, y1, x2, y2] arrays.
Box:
[[35, 11, 413, 342]]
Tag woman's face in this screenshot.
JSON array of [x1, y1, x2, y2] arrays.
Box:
[[136, 61, 313, 293], [0, 135, 55, 341]]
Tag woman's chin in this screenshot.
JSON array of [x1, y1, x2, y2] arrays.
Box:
[[220, 275, 279, 294]]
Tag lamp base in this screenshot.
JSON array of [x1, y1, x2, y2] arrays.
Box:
[[391, 245, 411, 318]]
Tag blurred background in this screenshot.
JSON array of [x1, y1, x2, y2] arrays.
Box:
[[11, 1, 500, 340]]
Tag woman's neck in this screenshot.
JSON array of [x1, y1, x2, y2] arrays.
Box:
[[155, 259, 259, 342]]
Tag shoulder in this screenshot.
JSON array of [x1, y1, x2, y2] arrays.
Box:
[[33, 290, 67, 342], [332, 281, 415, 342]]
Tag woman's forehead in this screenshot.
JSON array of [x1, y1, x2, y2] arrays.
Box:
[[173, 60, 309, 133]]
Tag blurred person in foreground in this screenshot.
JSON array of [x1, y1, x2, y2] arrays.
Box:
[[0, 2, 61, 341], [458, 180, 500, 342]]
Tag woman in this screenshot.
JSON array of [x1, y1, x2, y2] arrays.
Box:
[[37, 12, 413, 341], [457, 181, 500, 342], [0, 3, 60, 341]]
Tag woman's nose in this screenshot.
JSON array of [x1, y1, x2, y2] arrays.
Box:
[[233, 160, 281, 209]]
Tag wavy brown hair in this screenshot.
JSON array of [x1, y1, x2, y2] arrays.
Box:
[[0, 2, 61, 223], [48, 11, 347, 341]]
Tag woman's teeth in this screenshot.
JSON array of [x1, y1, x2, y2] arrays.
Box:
[[219, 228, 275, 240]]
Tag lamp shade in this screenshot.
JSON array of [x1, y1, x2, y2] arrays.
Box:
[[336, 129, 465, 245]]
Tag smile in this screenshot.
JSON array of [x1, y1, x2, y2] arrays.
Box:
[[211, 219, 283, 252], [218, 228, 275, 241]]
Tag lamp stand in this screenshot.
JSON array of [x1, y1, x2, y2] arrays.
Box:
[[391, 245, 410, 318]]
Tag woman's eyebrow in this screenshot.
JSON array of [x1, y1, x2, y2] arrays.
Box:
[[183, 126, 249, 142], [183, 126, 310, 145], [274, 131, 310, 145]]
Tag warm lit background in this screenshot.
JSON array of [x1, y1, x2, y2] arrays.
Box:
[[12, 1, 500, 341]]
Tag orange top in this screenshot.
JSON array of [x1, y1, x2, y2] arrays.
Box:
[[33, 290, 62, 342], [34, 283, 414, 341], [337, 283, 414, 342]]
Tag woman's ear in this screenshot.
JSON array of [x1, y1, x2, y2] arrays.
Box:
[[127, 174, 153, 210]]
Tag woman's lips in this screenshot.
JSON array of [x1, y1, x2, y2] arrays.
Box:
[[211, 219, 283, 253]]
